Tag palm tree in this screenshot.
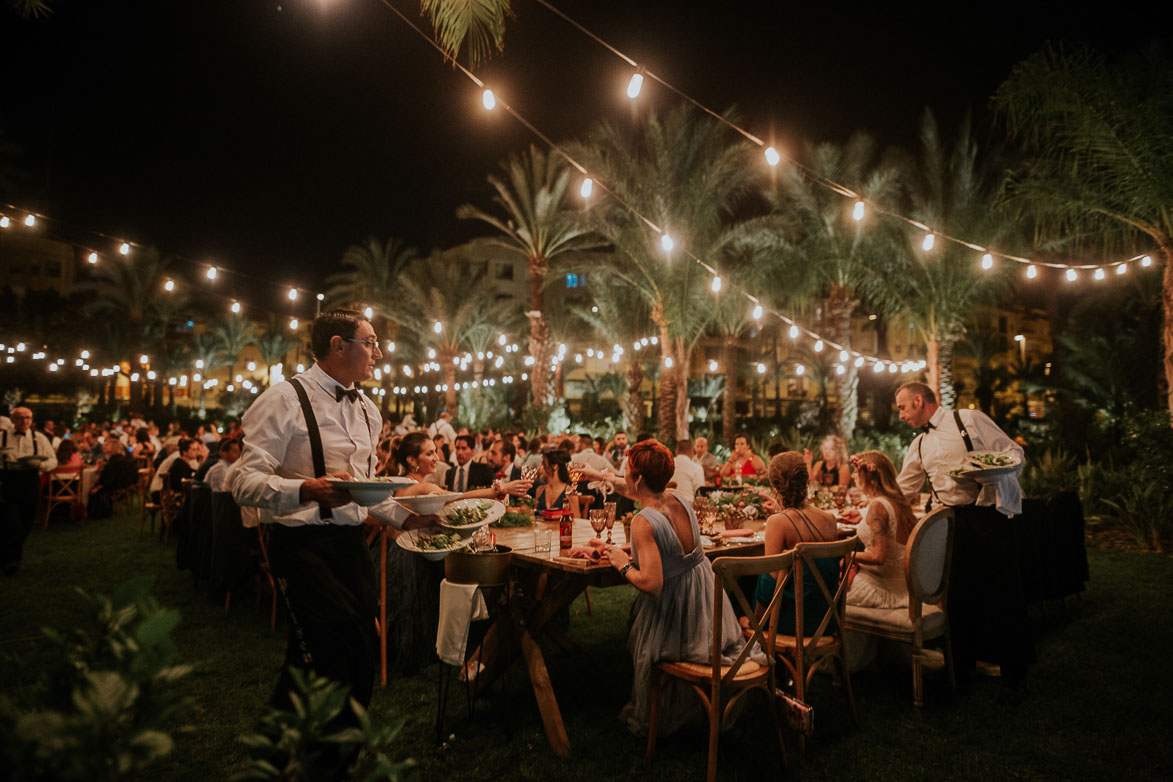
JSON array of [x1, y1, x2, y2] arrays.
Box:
[[573, 278, 652, 433], [771, 131, 901, 438], [326, 236, 418, 319], [190, 332, 230, 416], [76, 247, 171, 410], [958, 323, 1009, 417], [254, 320, 303, 388], [211, 314, 258, 384], [395, 251, 509, 417], [569, 106, 770, 442], [866, 111, 1011, 410], [457, 145, 602, 412], [420, 0, 509, 67], [993, 44, 1173, 419]]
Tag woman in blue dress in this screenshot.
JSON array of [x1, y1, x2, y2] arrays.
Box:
[[533, 448, 571, 512]]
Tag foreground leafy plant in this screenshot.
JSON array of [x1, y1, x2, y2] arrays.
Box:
[[0, 577, 191, 781], [234, 668, 416, 782]]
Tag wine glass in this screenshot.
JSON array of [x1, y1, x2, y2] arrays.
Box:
[[589, 509, 607, 541], [521, 465, 538, 483], [567, 465, 584, 497], [604, 501, 617, 543]]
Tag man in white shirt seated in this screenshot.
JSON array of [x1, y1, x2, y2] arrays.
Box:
[[669, 439, 706, 501], [204, 438, 241, 493], [570, 434, 611, 472]]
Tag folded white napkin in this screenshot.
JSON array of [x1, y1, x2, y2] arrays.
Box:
[[436, 579, 489, 666], [976, 471, 1023, 517]]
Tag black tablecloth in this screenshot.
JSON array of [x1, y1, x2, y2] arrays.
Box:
[[210, 492, 252, 594]]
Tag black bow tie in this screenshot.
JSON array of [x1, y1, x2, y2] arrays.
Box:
[[335, 386, 359, 403], [921, 422, 936, 433]]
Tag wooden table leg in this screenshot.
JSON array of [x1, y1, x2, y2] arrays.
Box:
[[520, 627, 571, 757]]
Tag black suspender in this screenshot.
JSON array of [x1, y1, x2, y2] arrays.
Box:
[[952, 410, 975, 452], [919, 410, 976, 511], [289, 378, 332, 520]]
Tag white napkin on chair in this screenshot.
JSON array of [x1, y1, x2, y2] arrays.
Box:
[[436, 579, 489, 666]]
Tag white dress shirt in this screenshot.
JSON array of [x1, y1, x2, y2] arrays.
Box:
[[229, 363, 409, 529], [0, 429, 57, 472], [670, 454, 706, 500], [150, 451, 181, 493], [205, 459, 231, 492], [897, 407, 1024, 509]]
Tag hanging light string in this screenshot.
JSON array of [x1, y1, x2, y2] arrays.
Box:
[[531, 0, 1157, 278], [0, 201, 326, 314], [374, 0, 924, 374]]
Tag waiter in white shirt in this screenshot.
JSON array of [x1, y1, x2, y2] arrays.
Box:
[[230, 309, 428, 734], [1, 407, 58, 573], [894, 381, 1033, 690]]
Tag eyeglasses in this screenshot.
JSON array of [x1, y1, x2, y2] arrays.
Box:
[[343, 338, 381, 350]]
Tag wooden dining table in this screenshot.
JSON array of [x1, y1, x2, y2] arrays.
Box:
[[461, 514, 767, 757]]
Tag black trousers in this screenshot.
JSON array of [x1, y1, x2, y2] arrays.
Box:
[[0, 469, 40, 567], [267, 523, 380, 711], [949, 504, 1036, 684]]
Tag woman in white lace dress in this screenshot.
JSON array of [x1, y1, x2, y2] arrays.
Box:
[[843, 450, 916, 609]]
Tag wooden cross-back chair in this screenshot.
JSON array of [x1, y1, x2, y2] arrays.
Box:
[[844, 507, 956, 707], [42, 471, 83, 529], [770, 535, 861, 754], [646, 551, 795, 782]]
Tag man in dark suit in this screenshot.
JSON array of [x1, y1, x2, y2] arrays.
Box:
[[444, 434, 494, 492], [487, 437, 522, 482]]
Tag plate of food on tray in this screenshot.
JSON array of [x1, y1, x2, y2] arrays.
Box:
[[947, 450, 1022, 479], [439, 499, 505, 532], [395, 527, 472, 561]]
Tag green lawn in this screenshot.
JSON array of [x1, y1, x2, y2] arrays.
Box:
[[2, 508, 1172, 781]]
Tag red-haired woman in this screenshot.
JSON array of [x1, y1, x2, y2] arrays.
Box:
[[841, 450, 916, 608], [599, 438, 757, 737]]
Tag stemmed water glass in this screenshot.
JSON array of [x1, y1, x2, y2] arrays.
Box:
[[589, 509, 608, 541], [604, 501, 617, 544]]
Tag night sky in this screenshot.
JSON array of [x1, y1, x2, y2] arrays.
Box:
[[0, 0, 1156, 298]]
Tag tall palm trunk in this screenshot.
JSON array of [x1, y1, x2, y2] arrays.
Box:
[[528, 256, 552, 406], [938, 338, 959, 410], [672, 340, 690, 442], [828, 285, 860, 439], [623, 362, 645, 433], [443, 356, 458, 417], [655, 315, 675, 442], [1161, 242, 1173, 421], [722, 334, 738, 445], [926, 338, 941, 401]]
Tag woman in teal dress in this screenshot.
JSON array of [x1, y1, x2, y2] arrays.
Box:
[[741, 451, 842, 637]]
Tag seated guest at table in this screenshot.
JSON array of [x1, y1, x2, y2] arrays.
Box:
[[693, 436, 721, 482], [841, 451, 915, 609], [54, 439, 84, 472], [204, 437, 242, 493], [720, 434, 766, 480], [521, 437, 543, 471], [571, 434, 611, 472], [601, 439, 758, 736], [131, 427, 156, 462], [487, 437, 522, 482], [739, 452, 841, 638], [806, 434, 851, 490], [533, 449, 572, 512], [150, 438, 201, 501], [444, 434, 494, 492], [374, 435, 399, 476], [669, 440, 705, 500], [88, 437, 140, 519]]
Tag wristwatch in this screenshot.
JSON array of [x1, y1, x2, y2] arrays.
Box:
[[619, 562, 635, 578]]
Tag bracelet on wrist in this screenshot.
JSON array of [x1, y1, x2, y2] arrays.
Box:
[[619, 562, 635, 578]]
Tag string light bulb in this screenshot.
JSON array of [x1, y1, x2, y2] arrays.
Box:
[[231, 301, 241, 314], [710, 275, 722, 293], [482, 89, 496, 110], [756, 362, 766, 375], [363, 306, 373, 319], [854, 356, 864, 368], [660, 233, 674, 252], [433, 320, 443, 334], [87, 252, 98, 264], [206, 266, 218, 280], [626, 72, 643, 99], [752, 304, 763, 320], [1094, 268, 1105, 281], [852, 201, 865, 222], [789, 325, 799, 340], [579, 177, 593, 199], [839, 349, 849, 362], [814, 339, 824, 353], [1116, 264, 1127, 276], [663, 355, 673, 369], [922, 232, 935, 251], [163, 279, 175, 292], [1026, 265, 1038, 280], [119, 242, 130, 255], [0, 216, 9, 228], [139, 354, 149, 365], [24, 214, 35, 227], [287, 287, 298, 301], [796, 364, 805, 376], [1141, 255, 1153, 267], [981, 253, 994, 270], [764, 146, 780, 166], [708, 360, 718, 372], [1066, 269, 1077, 282], [289, 318, 299, 330]]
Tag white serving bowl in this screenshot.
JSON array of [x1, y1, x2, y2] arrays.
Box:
[[395, 492, 462, 516]]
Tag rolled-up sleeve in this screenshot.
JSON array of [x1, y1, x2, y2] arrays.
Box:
[[897, 435, 925, 504], [366, 497, 411, 529], [230, 388, 304, 513]]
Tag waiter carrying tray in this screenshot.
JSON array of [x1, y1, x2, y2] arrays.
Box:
[[894, 381, 1033, 693], [230, 309, 433, 753]]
